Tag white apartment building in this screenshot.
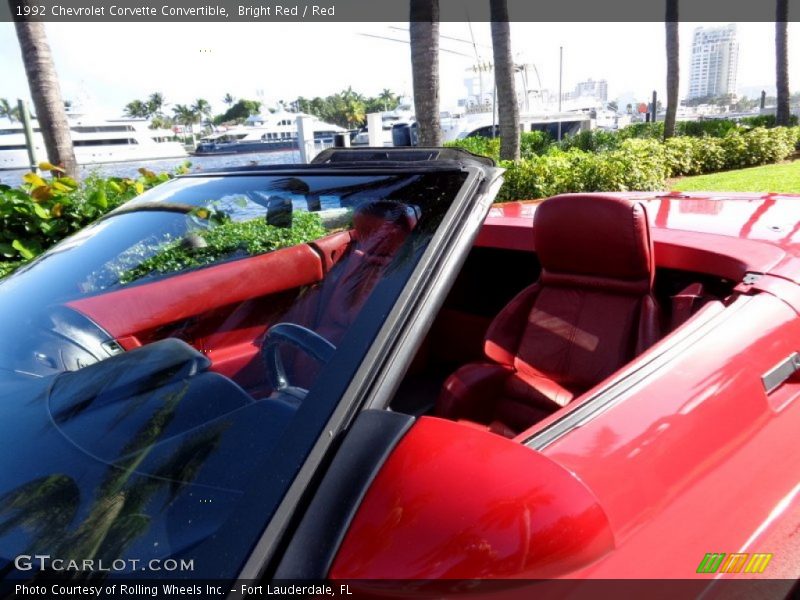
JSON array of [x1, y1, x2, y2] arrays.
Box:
[[688, 24, 739, 99]]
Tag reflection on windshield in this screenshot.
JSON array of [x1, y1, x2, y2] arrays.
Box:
[[83, 211, 329, 293], [0, 168, 470, 580], [0, 380, 231, 581]]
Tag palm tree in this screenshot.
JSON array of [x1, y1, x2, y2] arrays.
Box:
[[378, 88, 397, 111], [776, 0, 791, 126], [344, 98, 367, 127], [123, 99, 148, 119], [149, 115, 173, 131], [0, 98, 17, 123], [409, 0, 441, 146], [223, 93, 235, 108], [192, 98, 212, 128], [490, 0, 520, 160], [13, 21, 77, 176], [146, 92, 166, 118], [664, 0, 680, 139], [172, 104, 199, 144]]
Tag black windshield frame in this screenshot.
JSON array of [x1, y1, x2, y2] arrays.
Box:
[[232, 163, 502, 580]]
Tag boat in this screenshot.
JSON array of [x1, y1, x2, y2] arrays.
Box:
[[436, 63, 595, 142], [352, 100, 415, 146], [439, 109, 593, 142], [193, 110, 347, 156], [0, 114, 188, 171]]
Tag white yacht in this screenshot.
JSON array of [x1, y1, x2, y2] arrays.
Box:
[[0, 115, 187, 171], [436, 62, 596, 142], [194, 110, 347, 155], [440, 109, 592, 142]]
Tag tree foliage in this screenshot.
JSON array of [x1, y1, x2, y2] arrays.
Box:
[[213, 99, 262, 125], [0, 163, 188, 273], [0, 98, 21, 123], [293, 88, 402, 128]]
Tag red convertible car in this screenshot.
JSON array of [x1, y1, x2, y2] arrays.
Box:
[[0, 148, 797, 595]]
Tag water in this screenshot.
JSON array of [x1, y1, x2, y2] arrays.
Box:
[[0, 149, 304, 187]]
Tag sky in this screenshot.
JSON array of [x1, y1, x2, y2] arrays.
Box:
[[0, 21, 798, 117]]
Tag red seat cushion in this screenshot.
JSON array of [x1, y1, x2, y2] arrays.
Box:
[[437, 194, 661, 437]]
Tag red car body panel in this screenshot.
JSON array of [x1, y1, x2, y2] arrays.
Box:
[[47, 188, 800, 580], [543, 292, 800, 578], [330, 416, 615, 579], [332, 192, 800, 579]]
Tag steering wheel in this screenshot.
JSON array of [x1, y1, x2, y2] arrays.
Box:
[[261, 323, 336, 394]]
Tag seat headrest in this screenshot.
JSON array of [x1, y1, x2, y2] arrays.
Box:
[[533, 194, 654, 291], [353, 200, 419, 241]]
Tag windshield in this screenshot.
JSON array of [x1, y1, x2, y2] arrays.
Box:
[[0, 169, 470, 581]]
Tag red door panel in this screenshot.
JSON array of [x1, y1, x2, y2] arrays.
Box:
[[68, 243, 324, 348], [538, 292, 800, 577]]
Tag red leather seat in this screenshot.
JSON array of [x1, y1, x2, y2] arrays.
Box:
[[436, 194, 661, 437], [280, 200, 418, 386], [312, 200, 418, 344]]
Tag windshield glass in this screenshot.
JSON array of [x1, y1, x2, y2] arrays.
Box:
[[0, 169, 469, 581]]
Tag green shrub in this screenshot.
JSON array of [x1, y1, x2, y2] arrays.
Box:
[[559, 129, 620, 152], [675, 120, 739, 138], [496, 151, 586, 201], [618, 122, 665, 140], [445, 136, 500, 160], [497, 139, 667, 201], [0, 163, 186, 277], [664, 137, 698, 176], [692, 136, 728, 173], [457, 122, 799, 202], [719, 127, 796, 169], [739, 114, 799, 129], [612, 139, 668, 189], [519, 130, 553, 158], [446, 131, 554, 160]]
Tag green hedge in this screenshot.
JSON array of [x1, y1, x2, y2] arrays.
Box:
[[739, 114, 799, 128], [455, 126, 800, 201], [496, 139, 669, 201], [1, 165, 182, 264], [450, 118, 800, 161]]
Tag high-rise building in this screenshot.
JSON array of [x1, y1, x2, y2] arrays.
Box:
[[572, 79, 608, 103], [688, 24, 739, 99]]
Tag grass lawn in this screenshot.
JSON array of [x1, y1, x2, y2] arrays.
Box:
[[670, 159, 800, 193]]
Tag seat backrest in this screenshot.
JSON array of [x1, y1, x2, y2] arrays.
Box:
[[279, 200, 418, 388], [484, 194, 660, 396], [313, 200, 418, 342]]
